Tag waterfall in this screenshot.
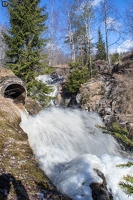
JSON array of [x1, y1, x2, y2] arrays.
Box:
[[36, 74, 63, 100], [20, 108, 133, 200]]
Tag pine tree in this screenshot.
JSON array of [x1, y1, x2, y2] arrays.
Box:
[[3, 0, 48, 84], [2, 0, 54, 106], [95, 28, 106, 61]]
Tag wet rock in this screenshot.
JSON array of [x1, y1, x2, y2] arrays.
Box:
[[24, 97, 42, 115], [90, 169, 113, 200]]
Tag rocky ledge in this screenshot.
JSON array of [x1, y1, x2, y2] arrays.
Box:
[[76, 60, 133, 140]]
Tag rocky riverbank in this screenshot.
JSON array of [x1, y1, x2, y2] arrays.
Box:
[[0, 94, 73, 200], [55, 56, 133, 141], [0, 66, 72, 199], [0, 67, 117, 200], [76, 60, 133, 140], [0, 53, 133, 199]]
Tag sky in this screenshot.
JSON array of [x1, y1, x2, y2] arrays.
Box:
[[0, 0, 133, 54]]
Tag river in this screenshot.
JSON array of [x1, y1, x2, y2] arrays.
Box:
[[20, 107, 133, 200]]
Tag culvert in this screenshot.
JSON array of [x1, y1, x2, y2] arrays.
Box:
[[0, 76, 27, 103]]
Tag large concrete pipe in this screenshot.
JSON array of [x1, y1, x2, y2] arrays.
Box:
[[0, 68, 27, 103]]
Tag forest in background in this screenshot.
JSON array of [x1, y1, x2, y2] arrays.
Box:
[[43, 0, 133, 66], [1, 0, 133, 65], [0, 0, 133, 103]]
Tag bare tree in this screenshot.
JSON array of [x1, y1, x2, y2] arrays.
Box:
[[43, 43, 70, 66], [101, 0, 121, 66], [62, 0, 76, 62], [0, 25, 7, 66], [44, 0, 72, 66], [80, 0, 95, 76], [47, 0, 57, 66], [125, 0, 133, 39], [59, 0, 95, 68]]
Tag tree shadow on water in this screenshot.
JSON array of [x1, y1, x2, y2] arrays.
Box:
[[0, 173, 30, 200]]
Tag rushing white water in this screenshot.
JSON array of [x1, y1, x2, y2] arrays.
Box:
[[20, 108, 133, 200], [36, 74, 62, 98]]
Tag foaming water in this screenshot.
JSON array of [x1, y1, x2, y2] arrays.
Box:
[[20, 108, 133, 200]]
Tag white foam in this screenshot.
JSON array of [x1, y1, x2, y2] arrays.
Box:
[[20, 108, 133, 200]]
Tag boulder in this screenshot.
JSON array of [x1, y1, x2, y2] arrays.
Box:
[[90, 169, 113, 200], [24, 97, 42, 115], [0, 94, 21, 126], [76, 71, 133, 138]]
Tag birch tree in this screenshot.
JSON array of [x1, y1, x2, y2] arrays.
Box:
[[63, 0, 76, 62], [0, 25, 7, 65], [46, 0, 62, 66], [64, 0, 95, 68], [101, 0, 121, 66], [79, 0, 94, 76]]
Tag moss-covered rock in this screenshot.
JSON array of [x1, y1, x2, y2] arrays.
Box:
[[0, 94, 71, 199]]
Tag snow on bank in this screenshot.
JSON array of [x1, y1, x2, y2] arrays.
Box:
[[54, 154, 105, 200], [20, 108, 133, 200]]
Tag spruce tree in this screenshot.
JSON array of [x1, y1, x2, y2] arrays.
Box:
[[3, 0, 53, 105], [95, 28, 106, 61], [65, 64, 90, 94]]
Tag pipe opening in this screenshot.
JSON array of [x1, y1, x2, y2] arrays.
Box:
[[4, 84, 26, 103]]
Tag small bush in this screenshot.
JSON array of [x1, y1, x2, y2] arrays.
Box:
[[111, 53, 120, 65], [65, 65, 90, 94]]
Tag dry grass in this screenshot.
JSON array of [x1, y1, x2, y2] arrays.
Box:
[[114, 73, 133, 116]]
